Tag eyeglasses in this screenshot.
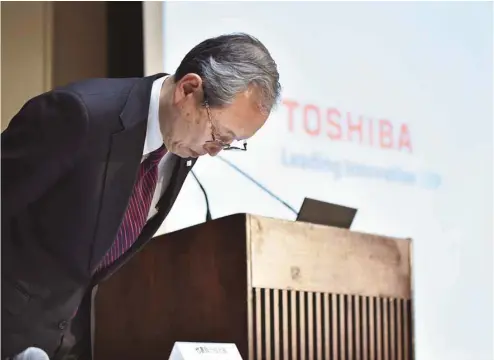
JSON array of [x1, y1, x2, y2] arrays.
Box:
[[204, 101, 247, 151]]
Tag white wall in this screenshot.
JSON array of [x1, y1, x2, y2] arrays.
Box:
[[145, 2, 493, 359]]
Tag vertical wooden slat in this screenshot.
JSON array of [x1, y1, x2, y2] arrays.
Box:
[[339, 294, 346, 360], [265, 289, 272, 360], [332, 294, 338, 360], [396, 299, 403, 360], [316, 292, 323, 360], [369, 297, 375, 360], [403, 300, 409, 360], [282, 290, 289, 360], [324, 293, 331, 360], [291, 291, 298, 360], [300, 291, 306, 360], [256, 288, 262, 360], [390, 298, 396, 360], [347, 295, 354, 360], [355, 295, 361, 360], [308, 292, 314, 360], [410, 301, 414, 360], [273, 290, 280, 360], [248, 287, 254, 360], [376, 297, 382, 360], [362, 296, 368, 360], [383, 298, 389, 360]]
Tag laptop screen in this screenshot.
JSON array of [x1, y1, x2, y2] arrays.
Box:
[[296, 198, 357, 229]]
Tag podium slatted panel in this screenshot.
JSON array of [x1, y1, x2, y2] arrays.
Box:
[[94, 214, 413, 360], [250, 288, 413, 360]]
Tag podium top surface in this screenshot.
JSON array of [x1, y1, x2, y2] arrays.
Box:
[[161, 214, 412, 299], [242, 214, 412, 299]]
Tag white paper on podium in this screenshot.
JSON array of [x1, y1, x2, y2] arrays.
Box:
[[168, 342, 243, 360]]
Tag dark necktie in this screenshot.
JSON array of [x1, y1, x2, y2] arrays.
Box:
[[96, 144, 167, 271]]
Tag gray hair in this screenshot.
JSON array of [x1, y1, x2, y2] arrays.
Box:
[[175, 33, 281, 113]]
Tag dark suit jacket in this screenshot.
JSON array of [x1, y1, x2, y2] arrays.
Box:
[[1, 74, 197, 359]]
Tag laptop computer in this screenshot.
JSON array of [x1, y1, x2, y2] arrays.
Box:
[[296, 197, 357, 229]]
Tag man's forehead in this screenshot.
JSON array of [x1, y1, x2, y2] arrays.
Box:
[[220, 90, 268, 138]]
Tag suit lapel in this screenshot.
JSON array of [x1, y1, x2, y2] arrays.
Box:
[[156, 156, 196, 212], [88, 73, 166, 272]]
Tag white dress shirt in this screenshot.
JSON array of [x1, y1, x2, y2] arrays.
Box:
[[143, 75, 175, 220]]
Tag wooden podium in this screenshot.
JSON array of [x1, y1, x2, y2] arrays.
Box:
[[94, 214, 413, 360]]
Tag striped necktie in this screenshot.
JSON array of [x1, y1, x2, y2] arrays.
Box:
[[96, 144, 167, 271]]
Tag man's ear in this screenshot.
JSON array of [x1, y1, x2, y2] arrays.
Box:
[[174, 73, 203, 104]]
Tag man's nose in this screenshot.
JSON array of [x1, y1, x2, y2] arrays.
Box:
[[207, 147, 222, 157], [203, 143, 222, 156]]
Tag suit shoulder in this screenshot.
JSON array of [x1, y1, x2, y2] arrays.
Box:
[[56, 77, 141, 97], [55, 78, 141, 126]]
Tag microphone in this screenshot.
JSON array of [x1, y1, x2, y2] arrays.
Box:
[[13, 347, 50, 360], [191, 170, 212, 221], [216, 155, 298, 216]]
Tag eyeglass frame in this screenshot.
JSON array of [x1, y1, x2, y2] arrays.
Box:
[[203, 100, 247, 151]]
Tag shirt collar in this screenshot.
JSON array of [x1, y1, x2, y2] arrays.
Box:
[[143, 75, 168, 156]]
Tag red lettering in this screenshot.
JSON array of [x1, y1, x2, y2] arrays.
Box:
[[398, 123, 413, 153], [368, 118, 374, 147], [326, 108, 342, 140], [346, 112, 363, 144], [379, 119, 394, 149], [283, 99, 299, 132], [303, 104, 321, 136], [283, 98, 413, 154]]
